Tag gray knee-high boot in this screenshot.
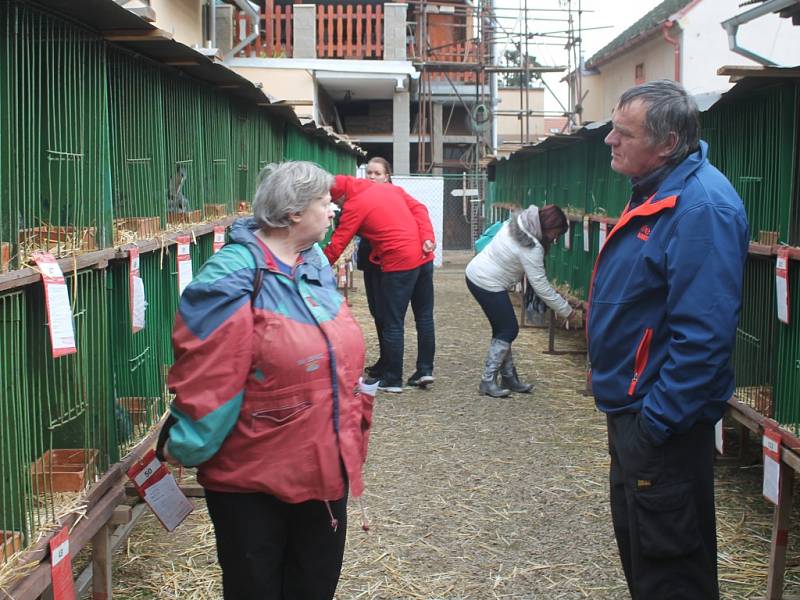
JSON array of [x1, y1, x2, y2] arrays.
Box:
[[479, 338, 512, 398], [500, 348, 533, 393]]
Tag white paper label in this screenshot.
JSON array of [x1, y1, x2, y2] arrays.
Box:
[[178, 259, 193, 295], [564, 222, 571, 250], [132, 276, 146, 331], [143, 473, 194, 532], [714, 419, 724, 455], [582, 217, 590, 253], [47, 284, 77, 352], [598, 222, 608, 250], [763, 452, 780, 505]]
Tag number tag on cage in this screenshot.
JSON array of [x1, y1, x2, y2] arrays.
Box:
[[33, 252, 77, 358], [213, 226, 225, 254], [130, 247, 146, 333], [176, 235, 193, 296], [582, 216, 590, 253], [598, 220, 608, 251], [762, 421, 782, 505], [775, 248, 790, 325], [127, 448, 194, 532], [564, 222, 571, 250], [49, 526, 76, 600]]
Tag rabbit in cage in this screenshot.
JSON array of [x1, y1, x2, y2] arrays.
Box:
[[167, 165, 190, 213]]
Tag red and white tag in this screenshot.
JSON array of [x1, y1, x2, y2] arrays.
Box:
[[775, 248, 790, 325], [49, 526, 76, 600], [212, 226, 225, 254], [598, 220, 608, 250], [176, 235, 193, 296], [338, 264, 347, 287], [564, 222, 571, 250], [33, 252, 77, 358], [129, 247, 146, 333], [763, 420, 782, 505], [582, 216, 590, 252], [127, 449, 194, 532]]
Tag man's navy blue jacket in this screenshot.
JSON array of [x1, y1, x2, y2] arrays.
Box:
[[588, 141, 749, 445]]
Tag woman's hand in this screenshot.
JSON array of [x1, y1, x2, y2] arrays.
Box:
[[565, 310, 583, 330], [422, 240, 436, 254], [161, 442, 180, 466]]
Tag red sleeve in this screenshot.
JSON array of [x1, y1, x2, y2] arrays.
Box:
[[323, 201, 364, 264], [402, 190, 435, 244]]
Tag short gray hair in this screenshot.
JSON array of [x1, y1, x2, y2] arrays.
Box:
[[253, 161, 333, 228], [617, 80, 700, 165]]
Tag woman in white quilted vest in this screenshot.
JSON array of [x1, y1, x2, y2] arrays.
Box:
[[465, 204, 580, 397]]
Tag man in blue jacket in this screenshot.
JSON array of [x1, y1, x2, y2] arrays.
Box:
[[588, 80, 749, 599]]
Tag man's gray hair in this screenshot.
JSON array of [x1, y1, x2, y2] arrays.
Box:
[[618, 79, 700, 165], [253, 161, 333, 228]]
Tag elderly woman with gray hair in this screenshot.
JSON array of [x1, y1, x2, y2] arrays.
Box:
[[161, 161, 371, 599], [465, 204, 579, 398]]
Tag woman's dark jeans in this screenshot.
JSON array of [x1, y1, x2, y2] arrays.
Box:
[[465, 276, 519, 343], [379, 260, 435, 385]]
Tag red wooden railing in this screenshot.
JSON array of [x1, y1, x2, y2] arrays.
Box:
[[235, 3, 385, 60], [426, 41, 485, 83], [316, 4, 382, 59], [236, 2, 293, 58]]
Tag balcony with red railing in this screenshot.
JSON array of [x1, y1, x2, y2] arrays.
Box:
[[234, 1, 385, 59]]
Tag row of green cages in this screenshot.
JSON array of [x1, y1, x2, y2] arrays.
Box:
[[0, 1, 357, 273], [490, 80, 799, 246], [0, 231, 224, 563]]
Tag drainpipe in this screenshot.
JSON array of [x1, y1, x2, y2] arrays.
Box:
[[208, 0, 216, 49], [661, 20, 680, 82], [720, 0, 795, 66], [224, 0, 260, 61]]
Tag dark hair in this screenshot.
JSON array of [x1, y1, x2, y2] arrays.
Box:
[[367, 157, 393, 183], [538, 205, 568, 255], [617, 79, 700, 165]]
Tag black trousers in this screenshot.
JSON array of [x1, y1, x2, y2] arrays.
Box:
[[608, 413, 718, 599], [205, 490, 348, 600]]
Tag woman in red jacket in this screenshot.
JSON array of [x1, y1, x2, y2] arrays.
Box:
[[324, 172, 436, 392], [162, 161, 371, 599]]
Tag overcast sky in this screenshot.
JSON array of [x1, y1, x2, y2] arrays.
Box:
[[493, 0, 664, 111]]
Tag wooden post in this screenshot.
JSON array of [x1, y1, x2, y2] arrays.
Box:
[[265, 0, 274, 54], [375, 4, 382, 58], [345, 5, 353, 57], [365, 5, 373, 57], [336, 5, 343, 57], [91, 524, 112, 600], [766, 464, 795, 599], [355, 5, 362, 58]]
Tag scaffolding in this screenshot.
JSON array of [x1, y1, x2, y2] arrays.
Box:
[[408, 0, 586, 176]]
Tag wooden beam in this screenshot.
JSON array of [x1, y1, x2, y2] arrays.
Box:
[[717, 65, 800, 81], [102, 28, 173, 42]]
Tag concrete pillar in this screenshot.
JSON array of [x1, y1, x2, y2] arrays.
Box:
[[432, 103, 443, 175], [392, 88, 410, 175], [383, 3, 408, 61], [293, 4, 317, 58]]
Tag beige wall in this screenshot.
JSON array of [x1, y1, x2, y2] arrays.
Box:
[[232, 67, 317, 120], [496, 87, 544, 144], [576, 73, 604, 123], [582, 35, 675, 122], [152, 0, 204, 48]]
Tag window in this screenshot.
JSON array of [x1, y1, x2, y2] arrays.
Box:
[[635, 63, 645, 85]]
